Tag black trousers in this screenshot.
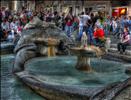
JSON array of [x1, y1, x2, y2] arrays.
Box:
[[83, 26, 88, 33], [94, 38, 105, 47], [117, 42, 129, 52]]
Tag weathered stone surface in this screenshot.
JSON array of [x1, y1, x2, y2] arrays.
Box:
[[13, 17, 74, 73], [1, 42, 14, 54], [113, 86, 131, 100], [13, 45, 37, 73], [91, 78, 131, 100], [15, 71, 131, 100], [108, 48, 131, 56], [125, 67, 131, 74], [14, 43, 36, 53], [102, 52, 131, 63], [15, 71, 102, 100], [24, 16, 43, 29]]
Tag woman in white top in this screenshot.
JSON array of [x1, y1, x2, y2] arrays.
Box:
[[1, 19, 10, 31]]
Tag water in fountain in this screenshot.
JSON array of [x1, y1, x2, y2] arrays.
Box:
[[1, 54, 45, 100], [25, 56, 129, 87]]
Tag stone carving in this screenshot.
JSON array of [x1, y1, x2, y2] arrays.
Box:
[[13, 17, 74, 73], [125, 67, 131, 74]]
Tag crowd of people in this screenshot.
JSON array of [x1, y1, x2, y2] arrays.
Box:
[[0, 6, 131, 54]]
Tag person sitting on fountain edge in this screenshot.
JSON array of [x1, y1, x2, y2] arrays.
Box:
[[117, 27, 131, 54], [93, 24, 106, 47]]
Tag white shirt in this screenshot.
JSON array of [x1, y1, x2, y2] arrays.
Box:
[[10, 22, 17, 30], [112, 20, 117, 29], [1, 22, 10, 30], [81, 15, 90, 26], [78, 16, 84, 26]]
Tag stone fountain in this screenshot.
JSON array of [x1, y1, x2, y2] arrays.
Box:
[[70, 32, 104, 71], [11, 17, 131, 100], [32, 37, 59, 57]]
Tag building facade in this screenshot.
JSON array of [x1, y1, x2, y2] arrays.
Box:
[[111, 0, 131, 16], [1, 1, 13, 10], [1, 0, 131, 16], [35, 0, 112, 16], [1, 0, 26, 11]]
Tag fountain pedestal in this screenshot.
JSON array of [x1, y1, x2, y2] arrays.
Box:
[[33, 38, 58, 57], [47, 38, 58, 57], [76, 55, 92, 71], [47, 46, 56, 56], [70, 46, 103, 71]]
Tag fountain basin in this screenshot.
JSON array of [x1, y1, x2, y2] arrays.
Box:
[[1, 55, 45, 100], [15, 56, 130, 100], [1, 42, 14, 54], [24, 56, 129, 86]]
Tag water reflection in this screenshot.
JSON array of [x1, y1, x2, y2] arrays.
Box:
[[1, 54, 45, 100], [25, 57, 129, 87]]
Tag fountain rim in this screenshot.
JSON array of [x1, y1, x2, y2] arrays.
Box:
[[15, 71, 99, 99], [15, 70, 131, 100], [14, 55, 131, 100]]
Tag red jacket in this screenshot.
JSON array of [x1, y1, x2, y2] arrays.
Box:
[[66, 21, 72, 26], [93, 28, 105, 39]]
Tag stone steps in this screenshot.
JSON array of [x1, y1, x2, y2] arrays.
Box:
[[105, 52, 131, 63], [108, 47, 131, 56], [107, 42, 131, 61], [110, 44, 131, 50]]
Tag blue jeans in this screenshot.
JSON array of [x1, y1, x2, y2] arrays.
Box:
[[114, 27, 120, 37], [65, 25, 72, 37], [104, 25, 110, 36], [87, 26, 93, 44], [78, 25, 83, 41]]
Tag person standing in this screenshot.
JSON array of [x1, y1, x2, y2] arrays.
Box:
[[61, 13, 66, 31], [87, 19, 93, 44], [112, 17, 118, 34], [65, 13, 73, 37], [78, 12, 84, 41], [82, 12, 90, 33]]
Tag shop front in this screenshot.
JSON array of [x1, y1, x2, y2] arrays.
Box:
[[111, 0, 131, 17], [112, 7, 128, 17]]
